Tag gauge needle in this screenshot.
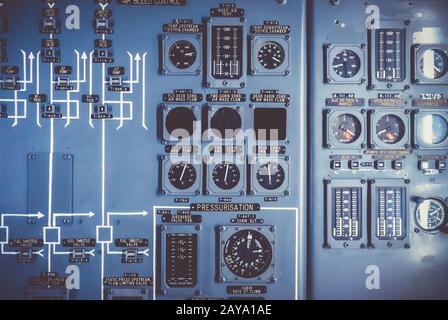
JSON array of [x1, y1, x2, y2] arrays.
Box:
[[247, 231, 252, 249], [267, 163, 272, 183], [333, 64, 343, 68], [272, 57, 281, 63], [185, 52, 194, 56], [179, 163, 187, 181], [345, 129, 355, 137], [224, 164, 229, 182], [435, 66, 442, 73], [377, 129, 387, 135]]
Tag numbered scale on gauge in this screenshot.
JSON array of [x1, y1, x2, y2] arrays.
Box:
[[376, 29, 405, 82], [168, 162, 197, 190], [256, 161, 285, 190], [376, 114, 405, 144], [376, 187, 405, 240], [258, 41, 285, 70], [332, 49, 361, 78], [169, 40, 197, 69], [212, 162, 241, 190], [332, 187, 361, 240], [223, 229, 273, 278], [416, 198, 448, 232], [332, 114, 362, 143], [166, 233, 198, 287]]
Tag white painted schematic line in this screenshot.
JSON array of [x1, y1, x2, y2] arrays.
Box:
[[142, 52, 148, 130]]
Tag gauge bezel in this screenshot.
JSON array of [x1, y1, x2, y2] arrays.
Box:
[[413, 110, 448, 149], [217, 225, 275, 283], [326, 109, 366, 148], [250, 35, 290, 76], [325, 44, 366, 84], [162, 104, 200, 142], [205, 156, 245, 195], [415, 197, 448, 233], [369, 179, 409, 249], [325, 179, 368, 249], [203, 105, 244, 142], [370, 110, 410, 150], [161, 157, 201, 195], [159, 224, 202, 296], [160, 34, 202, 75], [413, 44, 448, 84], [250, 156, 289, 196]]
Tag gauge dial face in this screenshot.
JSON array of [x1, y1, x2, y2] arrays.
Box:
[[223, 229, 273, 279], [256, 162, 285, 190], [210, 107, 242, 139], [257, 41, 285, 70], [416, 198, 447, 232], [168, 162, 197, 190], [376, 114, 406, 144], [332, 49, 361, 78], [332, 114, 362, 143], [417, 114, 448, 145], [419, 49, 448, 79], [212, 162, 240, 190], [169, 40, 197, 70], [165, 107, 196, 140]]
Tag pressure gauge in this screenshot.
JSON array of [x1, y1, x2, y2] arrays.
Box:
[[376, 114, 406, 144]]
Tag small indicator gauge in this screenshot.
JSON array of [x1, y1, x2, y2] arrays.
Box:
[[332, 49, 361, 78], [223, 229, 273, 279], [419, 49, 448, 80], [256, 162, 285, 190], [332, 114, 362, 143], [169, 40, 197, 70], [166, 233, 197, 288], [376, 187, 406, 240], [376, 114, 405, 144], [416, 114, 448, 145], [165, 107, 196, 140], [168, 162, 197, 190], [212, 162, 240, 190], [376, 29, 405, 82], [257, 41, 285, 70], [210, 107, 242, 139], [332, 187, 362, 240], [211, 25, 243, 80], [416, 198, 448, 232]]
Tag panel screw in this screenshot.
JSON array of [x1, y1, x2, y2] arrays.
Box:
[[240, 82, 246, 88], [404, 243, 411, 249], [360, 244, 366, 249]]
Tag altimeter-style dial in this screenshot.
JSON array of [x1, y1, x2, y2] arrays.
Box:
[[223, 229, 273, 279]]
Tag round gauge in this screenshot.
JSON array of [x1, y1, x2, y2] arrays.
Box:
[[257, 41, 285, 70], [165, 107, 196, 140], [223, 229, 273, 279], [375, 114, 406, 144], [416, 114, 448, 145], [332, 49, 361, 78], [210, 107, 242, 139], [256, 161, 285, 190], [168, 162, 197, 190], [419, 49, 448, 79], [168, 40, 197, 70], [212, 162, 240, 190], [331, 114, 362, 144], [416, 198, 448, 232]]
